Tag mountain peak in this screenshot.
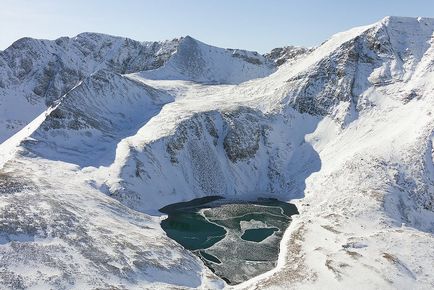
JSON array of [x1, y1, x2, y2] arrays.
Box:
[[182, 35, 196, 41], [380, 15, 434, 25], [74, 31, 124, 39]]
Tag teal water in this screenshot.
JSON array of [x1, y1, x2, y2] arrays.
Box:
[[241, 227, 279, 242], [160, 212, 226, 250], [160, 196, 226, 250], [160, 196, 298, 284]]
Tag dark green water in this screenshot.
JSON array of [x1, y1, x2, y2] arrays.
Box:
[[161, 212, 226, 250], [160, 196, 226, 250], [160, 196, 298, 285], [199, 250, 221, 264], [241, 227, 279, 242]]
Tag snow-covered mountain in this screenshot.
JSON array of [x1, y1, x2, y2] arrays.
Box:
[[0, 33, 274, 143], [138, 35, 275, 84], [0, 16, 434, 289]]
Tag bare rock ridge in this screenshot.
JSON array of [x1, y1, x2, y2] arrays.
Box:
[[0, 16, 433, 289], [282, 16, 434, 117], [265, 46, 313, 66]]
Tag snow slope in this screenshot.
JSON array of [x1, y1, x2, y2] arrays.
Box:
[[22, 70, 173, 167], [137, 36, 275, 84], [0, 16, 433, 289], [0, 34, 274, 143]]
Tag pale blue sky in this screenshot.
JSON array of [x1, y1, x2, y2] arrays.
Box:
[[1, 0, 433, 53]]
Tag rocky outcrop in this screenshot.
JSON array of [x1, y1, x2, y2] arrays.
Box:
[[265, 46, 313, 66]]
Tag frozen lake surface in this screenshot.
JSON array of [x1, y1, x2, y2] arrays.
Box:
[[160, 196, 298, 284]]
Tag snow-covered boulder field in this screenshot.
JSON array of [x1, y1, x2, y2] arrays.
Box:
[[0, 16, 433, 289]]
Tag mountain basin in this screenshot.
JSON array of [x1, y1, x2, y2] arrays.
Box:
[[160, 196, 298, 285]]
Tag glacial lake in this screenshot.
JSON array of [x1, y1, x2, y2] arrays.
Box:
[[160, 196, 298, 284]]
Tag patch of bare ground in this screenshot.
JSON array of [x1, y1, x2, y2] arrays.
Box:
[[345, 250, 362, 259], [382, 252, 416, 279], [248, 223, 317, 289], [361, 263, 394, 285], [325, 259, 350, 280], [320, 224, 342, 234]]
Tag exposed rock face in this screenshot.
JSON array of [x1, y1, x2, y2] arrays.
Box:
[[265, 46, 313, 66], [281, 17, 434, 119], [223, 108, 266, 162], [165, 108, 268, 165]]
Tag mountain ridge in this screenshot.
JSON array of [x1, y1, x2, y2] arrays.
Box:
[[0, 32, 288, 143]]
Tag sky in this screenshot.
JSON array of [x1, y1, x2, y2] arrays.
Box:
[[1, 0, 434, 53]]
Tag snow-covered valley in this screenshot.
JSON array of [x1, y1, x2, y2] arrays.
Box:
[[0, 16, 433, 289]]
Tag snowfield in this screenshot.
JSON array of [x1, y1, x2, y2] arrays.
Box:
[[0, 16, 433, 289]]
